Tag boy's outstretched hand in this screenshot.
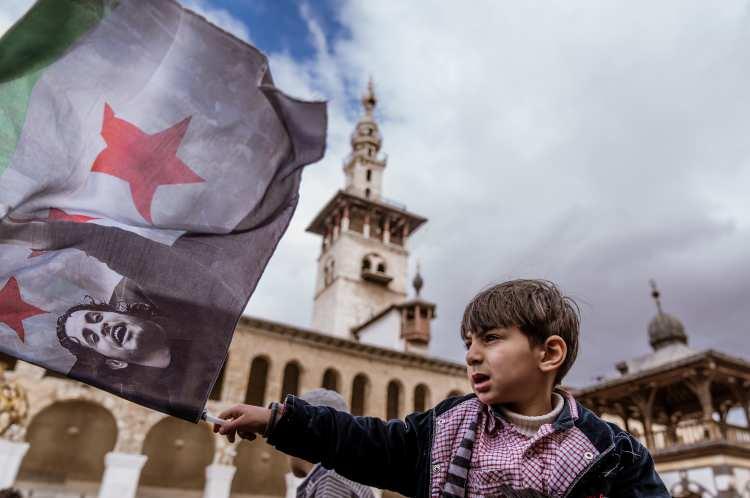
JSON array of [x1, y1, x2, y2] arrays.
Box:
[[213, 404, 271, 443]]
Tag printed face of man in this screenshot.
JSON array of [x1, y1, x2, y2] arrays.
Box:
[[64, 309, 171, 368]]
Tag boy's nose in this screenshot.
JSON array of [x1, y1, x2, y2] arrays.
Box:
[[465, 345, 482, 365]]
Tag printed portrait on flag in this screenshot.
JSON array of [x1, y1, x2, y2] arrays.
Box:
[[0, 0, 327, 421]]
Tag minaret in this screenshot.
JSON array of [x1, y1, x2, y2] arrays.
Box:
[[344, 79, 386, 201], [307, 80, 427, 339]]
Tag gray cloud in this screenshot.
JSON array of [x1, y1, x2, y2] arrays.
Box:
[[251, 0, 750, 387], [4, 1, 749, 388]]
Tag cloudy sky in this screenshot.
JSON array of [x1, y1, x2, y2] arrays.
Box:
[[3, 1, 750, 387]]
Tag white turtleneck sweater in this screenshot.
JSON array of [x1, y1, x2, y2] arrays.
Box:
[[496, 392, 565, 437]]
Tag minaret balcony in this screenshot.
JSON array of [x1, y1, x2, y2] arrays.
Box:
[[361, 269, 393, 285]]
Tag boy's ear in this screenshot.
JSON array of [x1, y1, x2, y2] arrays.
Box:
[[538, 335, 567, 374]]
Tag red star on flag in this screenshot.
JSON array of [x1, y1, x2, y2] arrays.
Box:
[[0, 277, 46, 342], [48, 208, 98, 223], [9, 207, 98, 224], [91, 103, 205, 223]]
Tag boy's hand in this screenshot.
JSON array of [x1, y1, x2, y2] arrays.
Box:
[[213, 404, 271, 443]]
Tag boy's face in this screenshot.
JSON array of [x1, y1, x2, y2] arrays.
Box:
[[464, 326, 544, 406]]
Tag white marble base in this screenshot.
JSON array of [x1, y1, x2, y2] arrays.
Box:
[[98, 451, 147, 498], [203, 463, 236, 498], [0, 439, 29, 488]]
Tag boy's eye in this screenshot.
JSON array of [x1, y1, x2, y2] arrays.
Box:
[[484, 334, 500, 342]]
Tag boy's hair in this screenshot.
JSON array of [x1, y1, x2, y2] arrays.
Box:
[[460, 279, 580, 385]]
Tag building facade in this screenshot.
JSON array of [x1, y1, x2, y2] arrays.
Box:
[[574, 282, 750, 498], [0, 82, 470, 498]]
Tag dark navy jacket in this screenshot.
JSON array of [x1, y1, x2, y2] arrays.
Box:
[[268, 392, 669, 498]]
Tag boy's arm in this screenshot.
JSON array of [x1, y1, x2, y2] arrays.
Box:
[[269, 395, 427, 496], [609, 434, 670, 498]]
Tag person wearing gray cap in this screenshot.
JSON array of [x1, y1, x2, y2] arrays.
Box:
[[289, 389, 375, 498]]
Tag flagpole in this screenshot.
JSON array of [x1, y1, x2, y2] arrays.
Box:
[[201, 410, 225, 426]]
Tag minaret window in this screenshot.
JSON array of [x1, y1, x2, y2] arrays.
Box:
[[323, 259, 335, 286], [366, 169, 372, 181], [361, 253, 392, 285], [365, 188, 371, 198]]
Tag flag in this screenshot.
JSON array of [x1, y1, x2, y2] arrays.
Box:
[[0, 0, 327, 422]]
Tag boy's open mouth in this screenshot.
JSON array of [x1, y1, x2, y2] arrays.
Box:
[[471, 373, 491, 392]]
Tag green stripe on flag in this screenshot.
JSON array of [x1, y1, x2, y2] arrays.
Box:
[[0, 0, 105, 178]]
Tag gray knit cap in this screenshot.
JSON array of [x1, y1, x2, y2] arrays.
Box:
[[299, 388, 349, 413]]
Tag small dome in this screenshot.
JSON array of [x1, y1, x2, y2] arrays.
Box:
[[413, 272, 423, 297], [648, 313, 687, 350]]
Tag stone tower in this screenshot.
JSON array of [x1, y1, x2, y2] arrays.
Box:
[[307, 80, 427, 339]]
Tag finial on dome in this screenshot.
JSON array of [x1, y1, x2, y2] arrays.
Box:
[[362, 77, 377, 116], [647, 280, 688, 350], [649, 279, 663, 315], [413, 261, 424, 297]]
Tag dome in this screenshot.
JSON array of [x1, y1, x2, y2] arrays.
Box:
[[648, 312, 688, 350]]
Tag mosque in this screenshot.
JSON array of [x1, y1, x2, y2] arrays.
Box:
[[0, 83, 748, 498]]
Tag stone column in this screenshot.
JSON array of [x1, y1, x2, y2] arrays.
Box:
[[339, 373, 353, 411], [363, 213, 371, 238], [203, 464, 237, 498], [632, 387, 657, 450], [383, 217, 390, 244], [342, 205, 350, 232], [0, 439, 29, 489], [98, 452, 147, 498], [688, 377, 720, 439], [266, 359, 284, 404]]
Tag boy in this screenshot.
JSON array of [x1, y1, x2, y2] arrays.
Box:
[[216, 279, 669, 497]]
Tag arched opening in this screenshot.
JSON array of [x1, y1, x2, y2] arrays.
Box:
[[322, 368, 340, 392], [377, 262, 386, 273], [19, 400, 117, 489], [366, 169, 372, 181], [365, 188, 371, 198], [0, 351, 17, 370], [386, 380, 403, 420], [414, 384, 431, 412], [208, 361, 226, 401], [139, 417, 214, 492], [245, 356, 269, 406], [231, 439, 287, 496], [351, 374, 369, 416], [362, 256, 372, 271], [281, 361, 301, 401]]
